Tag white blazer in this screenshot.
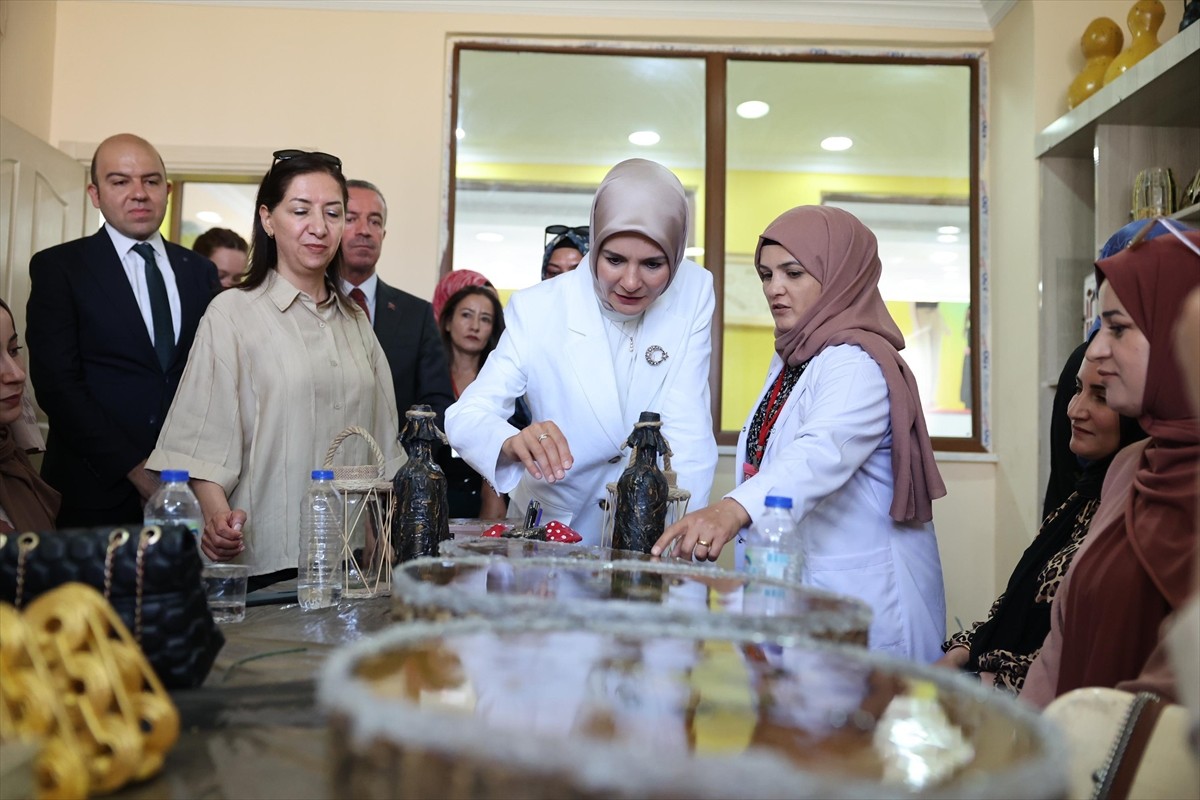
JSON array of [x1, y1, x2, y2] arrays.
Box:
[[446, 261, 718, 543], [727, 345, 946, 662]]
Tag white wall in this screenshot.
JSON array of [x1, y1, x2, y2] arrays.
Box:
[[0, 0, 57, 141], [42, 1, 990, 295]]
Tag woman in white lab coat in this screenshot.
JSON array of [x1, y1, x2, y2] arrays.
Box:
[[446, 159, 717, 542], [653, 205, 947, 661]]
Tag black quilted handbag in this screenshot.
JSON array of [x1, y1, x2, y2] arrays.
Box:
[[0, 524, 225, 689]]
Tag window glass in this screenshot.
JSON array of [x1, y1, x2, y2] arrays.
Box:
[[174, 180, 257, 249], [451, 46, 980, 447], [722, 59, 973, 438], [454, 50, 706, 295]]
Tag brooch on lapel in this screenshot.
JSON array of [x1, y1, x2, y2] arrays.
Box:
[[645, 345, 669, 366], [387, 301, 397, 311]]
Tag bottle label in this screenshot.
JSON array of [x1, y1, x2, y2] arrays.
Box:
[[745, 545, 790, 580], [745, 545, 794, 605]]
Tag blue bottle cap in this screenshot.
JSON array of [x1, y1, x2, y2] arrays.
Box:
[[764, 495, 793, 509], [312, 469, 335, 480], [160, 470, 189, 482]]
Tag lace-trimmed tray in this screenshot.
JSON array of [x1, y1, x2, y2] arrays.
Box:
[[319, 615, 1067, 800], [392, 554, 871, 646]]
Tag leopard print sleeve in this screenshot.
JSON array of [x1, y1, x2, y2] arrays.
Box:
[[987, 649, 1036, 694], [942, 591, 1008, 653]]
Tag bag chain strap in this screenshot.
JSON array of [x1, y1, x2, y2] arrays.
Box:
[[134, 526, 162, 642], [14, 532, 39, 609], [9, 527, 161, 636], [104, 529, 131, 599]]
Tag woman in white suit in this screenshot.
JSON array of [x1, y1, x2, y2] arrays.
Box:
[[446, 159, 717, 542], [653, 205, 947, 661]]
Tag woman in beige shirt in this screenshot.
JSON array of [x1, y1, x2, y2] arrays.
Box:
[[149, 150, 400, 588]]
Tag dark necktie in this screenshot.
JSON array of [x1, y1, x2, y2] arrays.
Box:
[[133, 242, 175, 370], [349, 287, 371, 322]]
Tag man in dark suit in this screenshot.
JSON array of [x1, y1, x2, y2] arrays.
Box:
[[341, 179, 454, 424], [26, 133, 218, 527]]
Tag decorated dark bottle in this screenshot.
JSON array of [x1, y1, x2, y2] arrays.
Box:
[[612, 411, 671, 554], [392, 405, 450, 562]]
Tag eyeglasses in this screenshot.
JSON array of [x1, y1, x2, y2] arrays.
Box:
[[544, 224, 589, 246], [270, 149, 343, 172]]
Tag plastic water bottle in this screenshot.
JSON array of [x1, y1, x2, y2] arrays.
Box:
[[144, 470, 203, 544], [743, 496, 803, 615], [298, 469, 343, 610]]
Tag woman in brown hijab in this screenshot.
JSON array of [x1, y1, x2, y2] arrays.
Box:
[[1022, 225, 1200, 707], [654, 205, 948, 660], [0, 298, 59, 531], [447, 159, 718, 539]]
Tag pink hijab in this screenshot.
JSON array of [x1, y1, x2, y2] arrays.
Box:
[[433, 269, 491, 322], [757, 205, 945, 523], [1094, 230, 1200, 610]]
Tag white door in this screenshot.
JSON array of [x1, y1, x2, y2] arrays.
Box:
[[0, 116, 90, 341], [1, 116, 91, 443]]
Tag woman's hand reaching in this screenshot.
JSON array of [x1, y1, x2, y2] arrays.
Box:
[[501, 421, 574, 484], [651, 498, 750, 562]]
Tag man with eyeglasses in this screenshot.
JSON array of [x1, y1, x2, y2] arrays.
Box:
[[26, 133, 219, 526], [541, 224, 590, 280], [341, 179, 454, 424]]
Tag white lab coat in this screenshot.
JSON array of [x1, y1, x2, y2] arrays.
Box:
[[446, 260, 717, 543], [728, 345, 946, 662]]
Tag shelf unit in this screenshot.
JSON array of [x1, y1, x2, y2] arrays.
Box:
[[1035, 23, 1199, 490]]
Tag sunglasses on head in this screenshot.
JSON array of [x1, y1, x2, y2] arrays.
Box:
[[270, 149, 343, 172], [1128, 214, 1200, 257], [544, 224, 588, 246]]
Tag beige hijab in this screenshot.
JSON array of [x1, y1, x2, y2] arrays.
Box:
[[757, 205, 945, 523], [588, 159, 689, 315]]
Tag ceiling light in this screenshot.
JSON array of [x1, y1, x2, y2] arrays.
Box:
[[455, 127, 465, 140], [735, 100, 770, 119], [628, 130, 661, 146], [196, 210, 222, 225], [684, 246, 705, 258], [475, 232, 503, 243], [930, 251, 958, 264], [937, 234, 959, 243], [820, 136, 853, 152], [937, 226, 960, 235]]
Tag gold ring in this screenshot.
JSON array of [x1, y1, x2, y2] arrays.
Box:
[[697, 539, 710, 548], [537, 433, 550, 442]]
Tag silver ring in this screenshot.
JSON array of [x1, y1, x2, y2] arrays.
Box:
[[537, 433, 550, 442]]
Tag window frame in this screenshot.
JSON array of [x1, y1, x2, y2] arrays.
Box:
[[446, 38, 986, 453]]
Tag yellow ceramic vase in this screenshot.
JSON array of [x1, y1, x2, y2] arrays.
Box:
[[1104, 0, 1165, 85], [1068, 17, 1124, 108]]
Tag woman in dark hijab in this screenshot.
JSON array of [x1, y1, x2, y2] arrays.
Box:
[[940, 353, 1145, 691]]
